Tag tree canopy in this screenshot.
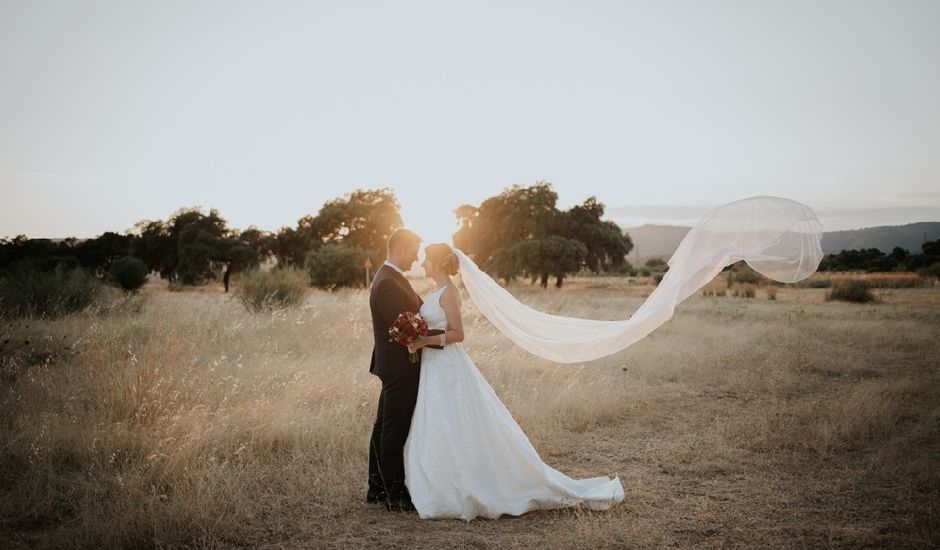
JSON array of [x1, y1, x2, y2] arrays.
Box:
[[453, 182, 633, 287], [11, 187, 936, 292], [820, 240, 940, 272], [274, 188, 403, 270]]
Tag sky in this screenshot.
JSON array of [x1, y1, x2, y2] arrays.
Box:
[[1, 0, 938, 243]]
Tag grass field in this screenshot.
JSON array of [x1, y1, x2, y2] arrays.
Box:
[[1, 275, 938, 548]]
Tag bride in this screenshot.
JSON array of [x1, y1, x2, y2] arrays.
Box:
[[402, 243, 625, 521]]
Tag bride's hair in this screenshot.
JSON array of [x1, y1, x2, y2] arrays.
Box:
[[425, 243, 459, 276]]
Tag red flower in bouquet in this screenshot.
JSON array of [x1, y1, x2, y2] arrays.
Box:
[[388, 311, 429, 364]]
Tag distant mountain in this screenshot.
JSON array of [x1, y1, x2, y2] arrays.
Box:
[[621, 224, 690, 262], [621, 221, 940, 262], [821, 222, 940, 254]]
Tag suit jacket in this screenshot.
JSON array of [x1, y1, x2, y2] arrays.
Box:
[[369, 264, 424, 381]]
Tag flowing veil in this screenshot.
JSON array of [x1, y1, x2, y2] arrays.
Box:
[[453, 195, 824, 363]]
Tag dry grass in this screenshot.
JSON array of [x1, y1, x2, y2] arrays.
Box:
[[810, 272, 932, 289], [1, 275, 938, 549]]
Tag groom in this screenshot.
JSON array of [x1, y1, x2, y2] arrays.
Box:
[[368, 228, 423, 512]]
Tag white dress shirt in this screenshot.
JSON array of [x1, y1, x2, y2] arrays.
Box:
[[383, 260, 406, 276]]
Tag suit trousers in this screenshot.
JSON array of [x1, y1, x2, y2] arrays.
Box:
[[368, 371, 420, 501]]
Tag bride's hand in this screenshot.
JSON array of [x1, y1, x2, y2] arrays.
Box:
[[407, 339, 424, 354]]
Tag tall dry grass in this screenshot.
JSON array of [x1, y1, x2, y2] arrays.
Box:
[[811, 272, 929, 288], [1, 276, 938, 548]]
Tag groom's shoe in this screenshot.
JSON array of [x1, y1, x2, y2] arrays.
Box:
[[386, 494, 416, 512], [366, 490, 386, 504]]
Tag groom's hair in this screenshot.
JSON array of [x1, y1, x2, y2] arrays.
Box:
[[387, 228, 422, 256]]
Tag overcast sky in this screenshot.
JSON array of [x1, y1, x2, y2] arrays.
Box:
[[1, 0, 938, 243]]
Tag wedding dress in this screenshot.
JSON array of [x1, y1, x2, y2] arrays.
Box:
[[403, 286, 625, 521]]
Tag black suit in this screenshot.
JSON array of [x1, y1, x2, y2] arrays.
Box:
[[368, 264, 423, 503]]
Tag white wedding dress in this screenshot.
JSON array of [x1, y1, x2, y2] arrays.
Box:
[[403, 285, 625, 521]]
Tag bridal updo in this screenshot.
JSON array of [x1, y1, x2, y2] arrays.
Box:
[[425, 243, 459, 276]]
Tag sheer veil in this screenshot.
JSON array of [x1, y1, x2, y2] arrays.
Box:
[[453, 195, 824, 363]]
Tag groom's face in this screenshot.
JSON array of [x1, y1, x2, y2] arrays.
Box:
[[401, 242, 420, 272]]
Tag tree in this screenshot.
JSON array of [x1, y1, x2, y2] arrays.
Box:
[[132, 220, 177, 281], [909, 239, 940, 271], [218, 237, 260, 293], [274, 226, 309, 268], [820, 248, 889, 272], [454, 183, 628, 286], [235, 226, 276, 263], [454, 182, 560, 272], [305, 243, 368, 289], [108, 256, 149, 291], [923, 239, 940, 257], [171, 208, 230, 285], [2, 190, 409, 290], [73, 231, 134, 274], [644, 257, 668, 271], [559, 197, 632, 272], [130, 211, 240, 285], [312, 188, 404, 263], [514, 236, 587, 288], [889, 246, 910, 265], [273, 188, 404, 269], [0, 235, 78, 275]]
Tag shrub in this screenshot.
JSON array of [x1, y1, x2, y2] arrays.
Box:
[[108, 256, 149, 291], [803, 277, 832, 288], [731, 283, 756, 298], [653, 273, 664, 285], [93, 285, 147, 316], [0, 264, 104, 318], [638, 267, 651, 277], [827, 279, 874, 303], [614, 261, 635, 276], [765, 286, 778, 300], [644, 257, 668, 271], [235, 267, 307, 312], [726, 262, 764, 286], [862, 273, 924, 288], [305, 244, 368, 289], [922, 262, 940, 281]]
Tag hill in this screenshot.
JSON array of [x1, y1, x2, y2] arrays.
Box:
[[621, 224, 690, 262], [820, 221, 940, 253], [622, 221, 940, 261]]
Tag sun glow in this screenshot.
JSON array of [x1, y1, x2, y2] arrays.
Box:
[[398, 193, 461, 249]]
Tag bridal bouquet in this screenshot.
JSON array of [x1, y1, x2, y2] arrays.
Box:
[[389, 311, 429, 364]]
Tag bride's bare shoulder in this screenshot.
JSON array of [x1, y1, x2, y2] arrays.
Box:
[[442, 283, 462, 308]]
